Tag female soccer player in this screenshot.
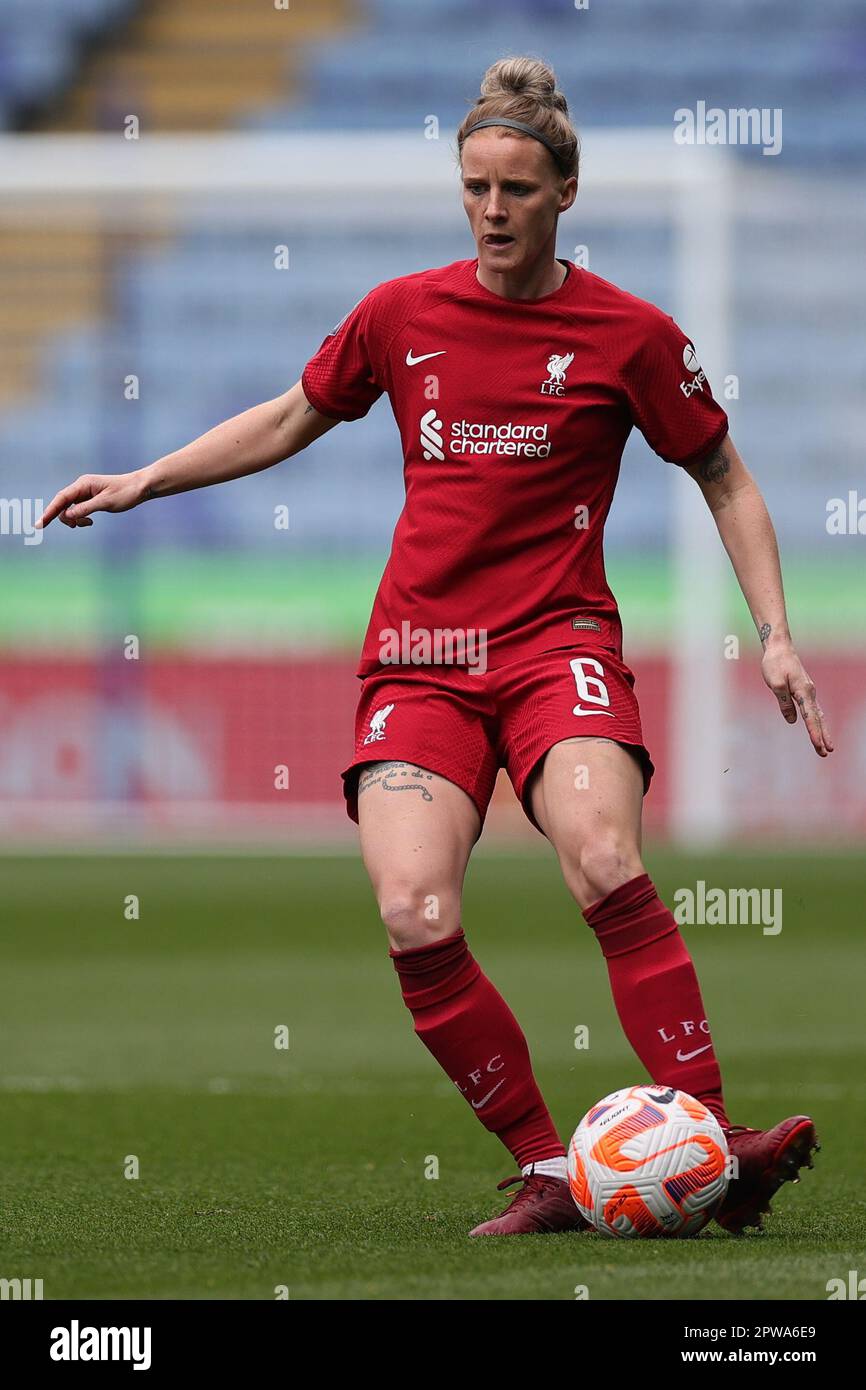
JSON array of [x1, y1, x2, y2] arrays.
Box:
[[40, 57, 830, 1237]]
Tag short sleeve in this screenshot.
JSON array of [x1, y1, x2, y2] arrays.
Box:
[[301, 289, 385, 422], [621, 309, 729, 466]]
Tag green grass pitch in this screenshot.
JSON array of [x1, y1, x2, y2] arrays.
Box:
[[2, 850, 864, 1301]]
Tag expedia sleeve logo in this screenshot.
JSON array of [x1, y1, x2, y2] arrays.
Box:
[[680, 343, 707, 397]]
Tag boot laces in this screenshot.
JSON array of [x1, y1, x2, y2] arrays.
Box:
[[494, 1172, 557, 1211]]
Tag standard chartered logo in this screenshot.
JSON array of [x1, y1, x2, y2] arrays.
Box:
[[420, 408, 444, 461], [451, 419, 551, 457], [418, 410, 552, 461]]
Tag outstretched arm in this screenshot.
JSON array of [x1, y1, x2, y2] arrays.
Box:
[[37, 381, 337, 529], [681, 434, 833, 757]]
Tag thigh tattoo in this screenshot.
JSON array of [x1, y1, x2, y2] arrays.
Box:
[[358, 761, 435, 801]]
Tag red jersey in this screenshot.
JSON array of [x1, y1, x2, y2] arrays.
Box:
[[301, 257, 728, 679]]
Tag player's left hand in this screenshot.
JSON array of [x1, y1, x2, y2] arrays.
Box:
[[761, 642, 833, 757]]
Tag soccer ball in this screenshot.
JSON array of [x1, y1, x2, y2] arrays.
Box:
[[567, 1084, 729, 1238]]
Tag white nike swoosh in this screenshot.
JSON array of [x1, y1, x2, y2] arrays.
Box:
[[470, 1078, 506, 1110], [676, 1044, 712, 1062], [406, 349, 446, 366], [572, 706, 616, 717]]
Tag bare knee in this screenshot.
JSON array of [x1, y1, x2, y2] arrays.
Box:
[[560, 831, 644, 911], [378, 885, 461, 951]]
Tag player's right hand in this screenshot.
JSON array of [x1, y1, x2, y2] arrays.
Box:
[[37, 471, 149, 530]]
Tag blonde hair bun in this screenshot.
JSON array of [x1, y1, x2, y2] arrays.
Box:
[[458, 54, 579, 182], [479, 57, 569, 116]]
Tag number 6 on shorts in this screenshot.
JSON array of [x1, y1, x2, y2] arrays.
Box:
[[569, 656, 614, 716]]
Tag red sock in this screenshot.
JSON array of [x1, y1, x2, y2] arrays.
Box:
[[583, 873, 730, 1129], [389, 929, 565, 1168]]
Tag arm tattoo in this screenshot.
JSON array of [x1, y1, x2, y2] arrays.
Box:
[[697, 443, 730, 485], [303, 404, 315, 415], [358, 761, 435, 801], [759, 623, 771, 647]]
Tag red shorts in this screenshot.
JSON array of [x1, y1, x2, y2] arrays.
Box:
[[341, 647, 654, 835]]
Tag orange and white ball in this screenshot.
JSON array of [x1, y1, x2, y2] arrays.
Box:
[[567, 1084, 729, 1238]]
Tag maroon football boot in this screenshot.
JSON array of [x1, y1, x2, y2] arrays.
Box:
[[715, 1115, 820, 1234], [469, 1170, 591, 1236]]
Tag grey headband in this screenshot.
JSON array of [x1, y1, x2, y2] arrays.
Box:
[[462, 117, 562, 161]]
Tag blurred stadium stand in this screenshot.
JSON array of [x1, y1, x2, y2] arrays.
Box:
[[0, 1, 135, 129], [246, 0, 866, 167], [2, 0, 350, 131], [0, 0, 864, 843]]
